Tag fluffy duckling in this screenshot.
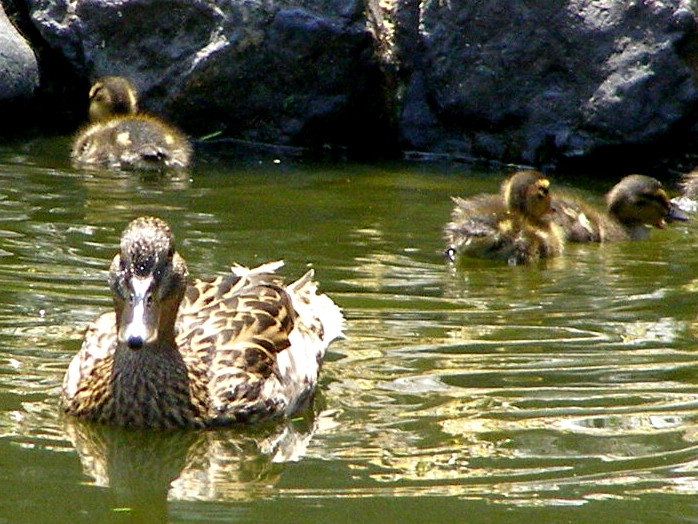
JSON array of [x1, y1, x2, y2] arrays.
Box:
[[552, 174, 687, 242], [444, 170, 565, 266], [61, 217, 344, 429], [71, 76, 192, 170]]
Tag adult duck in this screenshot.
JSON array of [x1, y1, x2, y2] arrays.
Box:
[[552, 174, 687, 242], [71, 76, 192, 170], [444, 170, 565, 266], [62, 217, 344, 429]]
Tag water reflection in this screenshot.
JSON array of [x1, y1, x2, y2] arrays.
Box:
[[63, 409, 336, 506], [4, 140, 698, 520]]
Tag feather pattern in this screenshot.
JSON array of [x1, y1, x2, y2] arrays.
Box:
[[62, 217, 344, 429]]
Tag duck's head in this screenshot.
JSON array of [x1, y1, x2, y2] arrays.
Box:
[[502, 170, 552, 221], [108, 217, 188, 350], [88, 76, 139, 122], [606, 175, 687, 230]]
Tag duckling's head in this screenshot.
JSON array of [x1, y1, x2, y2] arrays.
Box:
[[502, 170, 552, 221], [88, 76, 139, 122], [108, 217, 188, 350], [606, 175, 682, 231]]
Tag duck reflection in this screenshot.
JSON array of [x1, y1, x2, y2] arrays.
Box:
[[62, 409, 333, 519]]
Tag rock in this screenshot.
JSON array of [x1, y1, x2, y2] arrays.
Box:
[[26, 0, 392, 153], [0, 4, 39, 102], [395, 0, 698, 168], [18, 0, 698, 166]]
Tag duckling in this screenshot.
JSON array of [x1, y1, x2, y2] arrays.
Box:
[[552, 174, 687, 242], [61, 217, 344, 429], [71, 76, 192, 170], [444, 170, 565, 266]]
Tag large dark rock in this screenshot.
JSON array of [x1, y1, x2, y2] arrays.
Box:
[[395, 0, 698, 168], [17, 0, 698, 167], [0, 4, 38, 102], [27, 0, 392, 153]]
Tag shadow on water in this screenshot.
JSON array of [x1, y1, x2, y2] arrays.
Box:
[[3, 137, 698, 522]]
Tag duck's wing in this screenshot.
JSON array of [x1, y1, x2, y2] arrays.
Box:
[[178, 262, 342, 424]]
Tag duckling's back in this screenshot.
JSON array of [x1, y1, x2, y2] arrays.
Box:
[[72, 115, 192, 171]]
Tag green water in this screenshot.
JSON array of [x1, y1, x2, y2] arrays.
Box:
[[1, 137, 698, 523]]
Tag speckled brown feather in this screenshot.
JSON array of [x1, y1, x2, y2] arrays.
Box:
[[63, 262, 341, 429], [177, 273, 301, 424], [62, 218, 343, 429]]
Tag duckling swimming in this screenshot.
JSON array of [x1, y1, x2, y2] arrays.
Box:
[[444, 170, 565, 266], [552, 174, 687, 242], [71, 76, 192, 170], [61, 217, 344, 429]]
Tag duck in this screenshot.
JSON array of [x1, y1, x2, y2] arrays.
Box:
[[444, 170, 565, 266], [551, 174, 688, 242], [71, 76, 192, 170], [61, 216, 344, 429]]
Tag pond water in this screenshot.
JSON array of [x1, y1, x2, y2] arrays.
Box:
[[1, 137, 698, 523]]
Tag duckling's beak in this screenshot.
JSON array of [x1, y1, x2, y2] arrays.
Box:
[[118, 276, 159, 350], [666, 201, 690, 224]]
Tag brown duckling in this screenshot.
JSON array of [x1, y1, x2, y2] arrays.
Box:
[[61, 216, 344, 429], [444, 170, 565, 266], [552, 174, 687, 242], [71, 76, 192, 170]]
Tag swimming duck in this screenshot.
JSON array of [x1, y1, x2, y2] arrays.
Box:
[[71, 76, 192, 170], [552, 174, 687, 242], [61, 217, 344, 429], [444, 170, 565, 266]]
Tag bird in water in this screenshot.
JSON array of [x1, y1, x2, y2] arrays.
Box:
[[71, 76, 192, 170], [61, 217, 344, 429], [444, 170, 565, 266], [552, 174, 688, 242]]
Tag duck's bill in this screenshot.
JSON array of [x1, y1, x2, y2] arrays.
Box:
[[118, 276, 159, 350], [666, 202, 691, 224]]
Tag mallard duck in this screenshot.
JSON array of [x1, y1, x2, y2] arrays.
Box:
[[444, 170, 565, 266], [552, 174, 688, 242], [71, 76, 192, 170], [61, 217, 344, 429]]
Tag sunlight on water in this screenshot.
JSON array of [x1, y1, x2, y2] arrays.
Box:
[[1, 139, 698, 522]]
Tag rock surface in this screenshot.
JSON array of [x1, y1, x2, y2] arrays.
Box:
[[394, 0, 698, 168], [13, 0, 698, 167], [0, 4, 39, 102], [26, 0, 391, 152]]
